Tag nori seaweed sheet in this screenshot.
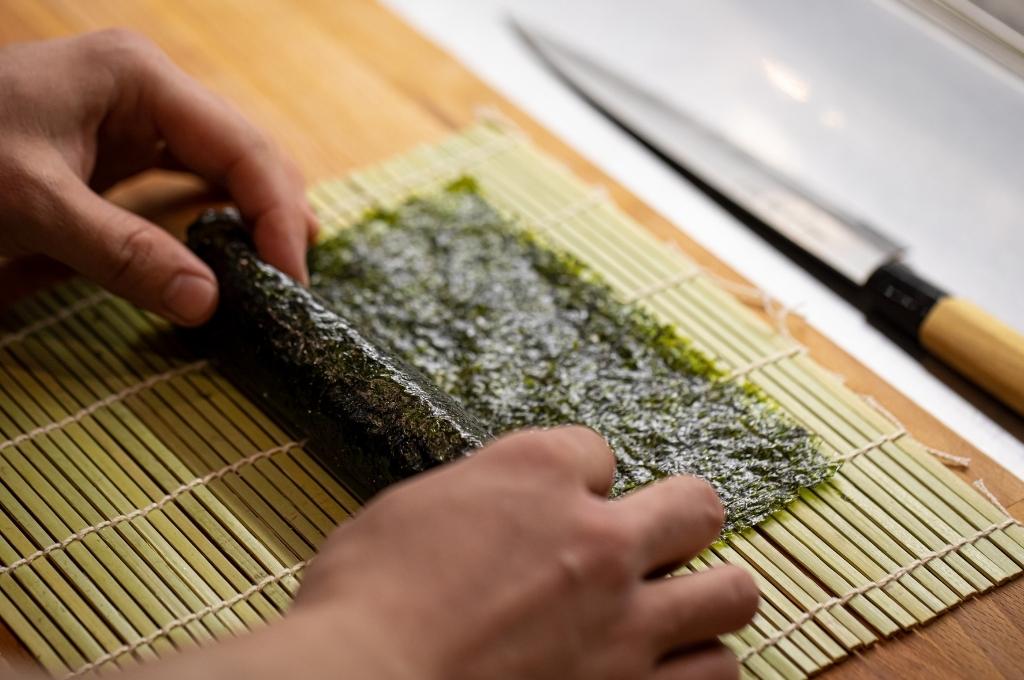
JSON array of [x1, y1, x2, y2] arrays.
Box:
[[309, 181, 834, 533], [184, 210, 490, 501]]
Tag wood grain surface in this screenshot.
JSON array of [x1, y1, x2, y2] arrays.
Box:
[[1, 1, 1022, 677]]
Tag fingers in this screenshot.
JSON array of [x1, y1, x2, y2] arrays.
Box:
[[653, 642, 740, 680], [45, 178, 218, 325], [615, 476, 725, 573], [483, 426, 617, 496], [134, 50, 313, 283], [639, 565, 758, 653]]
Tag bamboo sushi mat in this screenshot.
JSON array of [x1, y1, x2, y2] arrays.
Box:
[[1, 119, 1022, 679]]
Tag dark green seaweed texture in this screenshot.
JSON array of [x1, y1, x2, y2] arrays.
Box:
[[185, 210, 490, 501], [310, 183, 833, 533]]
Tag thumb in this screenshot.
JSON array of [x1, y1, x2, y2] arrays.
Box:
[[45, 180, 218, 326]]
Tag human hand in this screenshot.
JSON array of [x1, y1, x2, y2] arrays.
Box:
[[61, 427, 757, 680], [291, 426, 758, 680], [0, 30, 317, 324]]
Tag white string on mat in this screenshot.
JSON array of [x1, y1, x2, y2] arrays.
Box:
[[0, 290, 111, 352], [660, 240, 805, 344], [739, 478, 1021, 663], [66, 559, 311, 678], [707, 273, 801, 343], [924, 447, 972, 469], [0, 360, 208, 453], [859, 393, 972, 469], [833, 429, 908, 464], [622, 269, 702, 304], [726, 346, 809, 382], [0, 440, 304, 576]]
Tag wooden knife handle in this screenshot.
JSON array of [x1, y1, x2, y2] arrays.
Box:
[[919, 297, 1024, 416]]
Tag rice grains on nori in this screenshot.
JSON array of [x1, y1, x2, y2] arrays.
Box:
[[309, 182, 834, 533], [185, 210, 490, 501]]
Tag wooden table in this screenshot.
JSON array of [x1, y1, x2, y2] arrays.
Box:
[[1, 1, 1022, 676]]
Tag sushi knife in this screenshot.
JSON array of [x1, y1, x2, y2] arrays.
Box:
[[515, 23, 1024, 417]]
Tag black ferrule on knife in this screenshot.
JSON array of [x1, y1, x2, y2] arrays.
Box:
[[864, 262, 947, 337]]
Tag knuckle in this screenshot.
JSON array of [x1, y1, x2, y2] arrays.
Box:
[[107, 222, 156, 288], [556, 544, 632, 593], [82, 28, 164, 74], [542, 425, 608, 469], [247, 131, 273, 156], [500, 429, 574, 472], [86, 28, 156, 55], [486, 426, 613, 488], [560, 424, 610, 455], [229, 130, 274, 176], [367, 480, 417, 516]]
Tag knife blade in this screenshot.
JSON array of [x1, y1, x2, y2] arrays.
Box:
[[515, 21, 1024, 416]]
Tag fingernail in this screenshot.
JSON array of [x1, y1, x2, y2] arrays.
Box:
[[163, 273, 217, 325]]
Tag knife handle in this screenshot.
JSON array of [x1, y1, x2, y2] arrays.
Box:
[[920, 297, 1024, 416], [865, 262, 1024, 416]]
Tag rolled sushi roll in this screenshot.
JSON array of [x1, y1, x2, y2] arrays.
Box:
[[183, 209, 490, 501]]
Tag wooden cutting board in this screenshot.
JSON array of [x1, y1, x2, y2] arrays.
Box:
[[1, 1, 1023, 677]]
